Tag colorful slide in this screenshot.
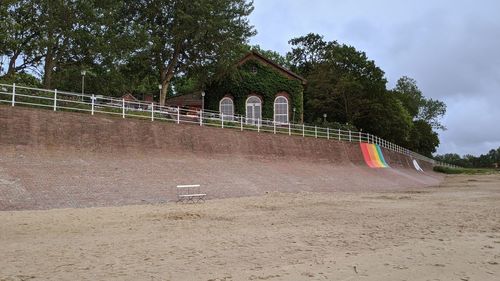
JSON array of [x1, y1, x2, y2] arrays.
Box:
[[360, 143, 390, 168]]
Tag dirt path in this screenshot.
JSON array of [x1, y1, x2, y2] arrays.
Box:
[[1, 174, 499, 280]]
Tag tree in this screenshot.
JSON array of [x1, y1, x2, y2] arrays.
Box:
[[0, 0, 43, 77], [126, 0, 255, 105], [407, 120, 439, 157], [287, 33, 412, 143], [393, 76, 447, 130], [250, 45, 291, 68]]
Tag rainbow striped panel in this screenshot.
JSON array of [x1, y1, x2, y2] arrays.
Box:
[[360, 143, 389, 168]]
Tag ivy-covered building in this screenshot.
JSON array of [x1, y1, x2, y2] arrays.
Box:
[[166, 51, 306, 123]]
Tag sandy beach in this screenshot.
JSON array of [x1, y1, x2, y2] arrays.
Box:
[[1, 173, 499, 280]]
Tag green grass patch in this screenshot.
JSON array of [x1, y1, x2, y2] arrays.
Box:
[[433, 166, 498, 175]]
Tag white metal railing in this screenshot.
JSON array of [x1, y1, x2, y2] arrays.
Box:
[[0, 83, 458, 168]]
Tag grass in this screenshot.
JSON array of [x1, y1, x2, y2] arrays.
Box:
[[433, 166, 498, 175]]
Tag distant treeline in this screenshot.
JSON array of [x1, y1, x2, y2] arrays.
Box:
[[1, 0, 445, 157], [435, 147, 500, 168]]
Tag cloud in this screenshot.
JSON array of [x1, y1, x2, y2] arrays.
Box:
[[249, 0, 500, 156]]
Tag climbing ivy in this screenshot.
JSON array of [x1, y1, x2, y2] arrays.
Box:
[[205, 59, 304, 121]]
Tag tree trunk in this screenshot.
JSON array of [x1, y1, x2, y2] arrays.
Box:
[[43, 51, 54, 89], [6, 53, 19, 77]]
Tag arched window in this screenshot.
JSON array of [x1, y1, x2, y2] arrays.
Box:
[[219, 97, 234, 121], [274, 96, 289, 124], [246, 96, 262, 125]]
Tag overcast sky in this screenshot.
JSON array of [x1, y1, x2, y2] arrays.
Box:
[[248, 0, 500, 156]]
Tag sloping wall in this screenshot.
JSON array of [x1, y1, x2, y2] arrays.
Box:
[[0, 106, 443, 210]]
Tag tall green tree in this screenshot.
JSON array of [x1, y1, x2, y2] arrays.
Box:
[[288, 33, 413, 144], [126, 0, 255, 105], [393, 76, 446, 130]]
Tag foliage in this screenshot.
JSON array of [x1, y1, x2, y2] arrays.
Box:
[[435, 147, 500, 168], [124, 0, 256, 105], [392, 76, 446, 130], [249, 45, 291, 68], [286, 33, 448, 153], [205, 59, 304, 120], [0, 72, 41, 87], [287, 33, 413, 144], [407, 120, 440, 157], [433, 166, 497, 175]]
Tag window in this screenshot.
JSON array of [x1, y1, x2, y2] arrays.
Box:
[[274, 96, 289, 124], [246, 96, 262, 125], [219, 97, 234, 121]]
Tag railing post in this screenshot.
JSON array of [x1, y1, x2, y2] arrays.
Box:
[[177, 106, 180, 124], [240, 117, 243, 131], [367, 133, 370, 144], [302, 124, 305, 137], [199, 110, 202, 126], [327, 128, 329, 139], [257, 118, 260, 132], [338, 128, 341, 141], [221, 112, 224, 128], [349, 130, 352, 142], [315, 126, 317, 138], [289, 123, 291, 136], [122, 98, 125, 118], [53, 89, 57, 111], [11, 83, 16, 106], [359, 131, 361, 143], [273, 121, 276, 134], [91, 95, 95, 115], [151, 103, 154, 121]]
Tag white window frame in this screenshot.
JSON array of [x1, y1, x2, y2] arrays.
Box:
[[245, 96, 262, 125], [219, 97, 234, 121], [274, 96, 289, 124]]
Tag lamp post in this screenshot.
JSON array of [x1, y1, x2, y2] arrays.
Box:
[[323, 113, 327, 123], [293, 107, 296, 123], [81, 70, 86, 101], [158, 84, 162, 100], [201, 91, 205, 112]]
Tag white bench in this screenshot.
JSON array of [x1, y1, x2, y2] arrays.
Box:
[[176, 184, 206, 203]]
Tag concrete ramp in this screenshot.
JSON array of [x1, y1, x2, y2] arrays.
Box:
[[0, 106, 443, 210]]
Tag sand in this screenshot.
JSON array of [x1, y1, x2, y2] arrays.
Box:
[[1, 174, 499, 281]]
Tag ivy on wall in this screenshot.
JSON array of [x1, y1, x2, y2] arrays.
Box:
[[205, 59, 304, 121]]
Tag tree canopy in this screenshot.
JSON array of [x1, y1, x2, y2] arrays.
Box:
[[285, 33, 446, 156]]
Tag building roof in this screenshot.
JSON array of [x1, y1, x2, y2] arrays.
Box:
[[165, 91, 202, 108], [237, 51, 307, 85]]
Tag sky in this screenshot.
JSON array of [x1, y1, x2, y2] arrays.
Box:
[[248, 0, 500, 156]]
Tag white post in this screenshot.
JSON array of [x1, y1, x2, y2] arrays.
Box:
[[221, 112, 224, 128], [91, 95, 95, 115], [240, 117, 243, 131], [11, 83, 16, 106], [289, 123, 291, 136], [199, 110, 202, 126], [122, 98, 125, 118], [257, 118, 260, 132], [151, 103, 154, 121], [177, 106, 180, 124], [349, 130, 352, 142], [327, 128, 329, 139], [273, 121, 276, 134], [302, 124, 305, 137], [359, 131, 361, 143], [315, 126, 317, 138], [53, 89, 57, 111]]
